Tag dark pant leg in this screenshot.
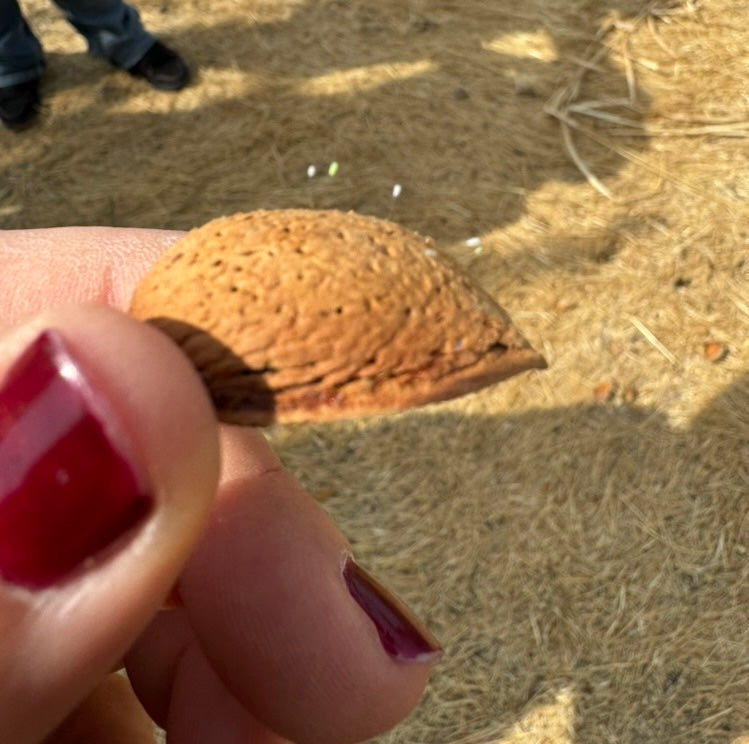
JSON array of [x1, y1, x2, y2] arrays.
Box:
[[0, 0, 45, 86], [52, 0, 153, 68]]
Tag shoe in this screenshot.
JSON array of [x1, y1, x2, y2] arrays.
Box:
[[0, 79, 40, 131], [128, 41, 189, 91]]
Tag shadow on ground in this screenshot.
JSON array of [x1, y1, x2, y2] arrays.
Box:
[[4, 0, 648, 256], [268, 371, 749, 743]]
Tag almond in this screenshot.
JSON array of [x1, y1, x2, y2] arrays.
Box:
[[129, 209, 546, 425], [593, 381, 616, 403], [703, 340, 728, 363]]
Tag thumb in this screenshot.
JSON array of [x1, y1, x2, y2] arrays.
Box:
[[0, 304, 220, 742]]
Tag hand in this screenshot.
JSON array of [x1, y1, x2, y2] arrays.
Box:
[[0, 227, 441, 744]]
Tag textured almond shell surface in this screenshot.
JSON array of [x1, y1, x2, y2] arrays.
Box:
[[129, 209, 546, 425]]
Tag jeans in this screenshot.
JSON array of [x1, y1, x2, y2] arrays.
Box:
[[0, 0, 154, 86]]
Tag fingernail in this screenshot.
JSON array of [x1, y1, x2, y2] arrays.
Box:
[[0, 330, 153, 588], [342, 554, 443, 663]]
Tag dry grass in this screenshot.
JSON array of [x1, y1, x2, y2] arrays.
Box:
[[3, 0, 749, 742]]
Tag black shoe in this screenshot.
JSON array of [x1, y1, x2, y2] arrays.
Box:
[[0, 79, 40, 131], [128, 41, 189, 91]]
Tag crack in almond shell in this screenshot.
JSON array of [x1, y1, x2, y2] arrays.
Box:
[[129, 209, 547, 425]]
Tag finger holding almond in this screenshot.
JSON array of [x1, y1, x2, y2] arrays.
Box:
[[0, 219, 546, 744], [0, 225, 461, 744]]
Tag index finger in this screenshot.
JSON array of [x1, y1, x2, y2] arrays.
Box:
[[0, 227, 184, 323]]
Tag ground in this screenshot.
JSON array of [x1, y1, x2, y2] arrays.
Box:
[[2, 0, 749, 742]]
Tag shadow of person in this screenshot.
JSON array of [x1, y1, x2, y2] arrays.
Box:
[[223, 0, 652, 241], [266, 371, 749, 742], [6, 0, 649, 269]]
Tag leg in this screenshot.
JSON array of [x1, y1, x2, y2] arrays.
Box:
[[51, 0, 153, 69], [0, 0, 43, 129], [52, 0, 189, 89], [0, 0, 45, 86]]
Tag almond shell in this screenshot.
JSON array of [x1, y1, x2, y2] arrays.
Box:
[[129, 209, 546, 425]]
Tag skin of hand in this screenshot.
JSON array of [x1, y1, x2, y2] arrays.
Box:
[[0, 228, 442, 744]]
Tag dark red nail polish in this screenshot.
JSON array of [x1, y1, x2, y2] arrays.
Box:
[[0, 330, 152, 588], [342, 555, 442, 663]]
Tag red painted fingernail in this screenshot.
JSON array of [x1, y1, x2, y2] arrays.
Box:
[[0, 330, 152, 588], [342, 555, 443, 663]]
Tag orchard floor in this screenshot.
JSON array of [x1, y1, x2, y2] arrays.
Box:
[[3, 1, 749, 742]]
